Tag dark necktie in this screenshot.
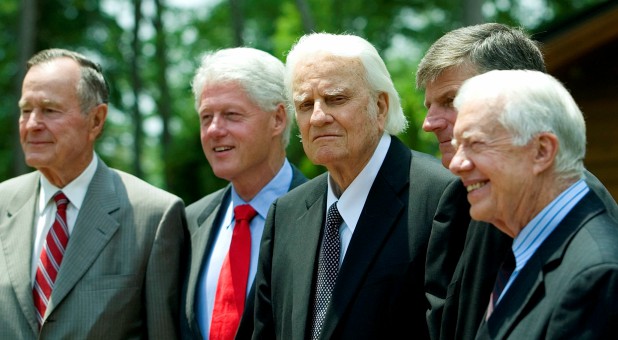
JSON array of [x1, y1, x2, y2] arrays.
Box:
[[210, 204, 257, 340], [310, 202, 343, 339], [486, 249, 515, 319], [33, 191, 70, 327]]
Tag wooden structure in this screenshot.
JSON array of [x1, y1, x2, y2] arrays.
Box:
[[536, 0, 618, 200]]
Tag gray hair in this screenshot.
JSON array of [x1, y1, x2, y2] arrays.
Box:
[[27, 48, 109, 113], [191, 47, 291, 147], [416, 23, 546, 89], [284, 32, 408, 135], [454, 70, 586, 180]]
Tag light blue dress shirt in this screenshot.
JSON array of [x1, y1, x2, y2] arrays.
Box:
[[196, 159, 293, 338]]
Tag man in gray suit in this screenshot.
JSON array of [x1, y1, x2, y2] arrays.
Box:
[[450, 70, 618, 338], [252, 32, 470, 339], [0, 49, 186, 339], [180, 47, 306, 340]]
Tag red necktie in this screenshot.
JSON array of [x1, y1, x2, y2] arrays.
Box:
[[210, 204, 257, 340], [33, 192, 70, 326]]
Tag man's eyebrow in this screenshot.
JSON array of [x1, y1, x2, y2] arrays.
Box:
[[324, 87, 345, 96]]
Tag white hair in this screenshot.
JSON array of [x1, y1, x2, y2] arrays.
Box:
[[454, 69, 586, 179], [284, 32, 408, 135]]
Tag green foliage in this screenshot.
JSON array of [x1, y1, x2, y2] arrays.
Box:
[[1, 0, 611, 202]]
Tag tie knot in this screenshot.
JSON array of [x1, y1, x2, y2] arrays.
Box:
[[234, 204, 257, 222], [326, 202, 343, 228], [53, 192, 69, 210]]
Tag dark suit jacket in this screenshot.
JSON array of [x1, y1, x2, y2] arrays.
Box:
[[180, 164, 306, 340], [0, 159, 186, 339], [475, 190, 618, 339], [252, 136, 470, 339], [436, 170, 618, 340]]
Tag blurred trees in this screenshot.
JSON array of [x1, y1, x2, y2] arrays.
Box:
[[0, 0, 609, 204]]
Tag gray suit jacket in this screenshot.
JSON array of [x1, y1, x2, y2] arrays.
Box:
[[436, 170, 618, 340], [252, 137, 470, 339], [0, 159, 187, 339], [475, 191, 618, 339], [180, 164, 306, 339]]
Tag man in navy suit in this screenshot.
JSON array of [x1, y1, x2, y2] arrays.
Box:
[[180, 47, 306, 340], [450, 70, 618, 339]]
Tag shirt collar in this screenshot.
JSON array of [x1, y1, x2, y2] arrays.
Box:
[[38, 155, 99, 212], [512, 178, 589, 271], [328, 133, 391, 231], [230, 158, 293, 219]]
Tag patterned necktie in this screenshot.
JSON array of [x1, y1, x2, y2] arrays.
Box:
[[210, 204, 257, 340], [310, 202, 343, 340], [33, 191, 70, 326], [486, 249, 515, 320]]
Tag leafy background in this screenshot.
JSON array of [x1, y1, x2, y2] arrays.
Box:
[[0, 0, 609, 204]]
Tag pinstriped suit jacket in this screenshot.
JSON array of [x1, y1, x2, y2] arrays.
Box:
[[0, 158, 187, 339]]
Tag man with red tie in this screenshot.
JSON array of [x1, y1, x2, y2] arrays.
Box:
[[180, 47, 306, 340], [0, 48, 186, 339]]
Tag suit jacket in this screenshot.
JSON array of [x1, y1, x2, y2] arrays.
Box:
[[252, 136, 470, 339], [475, 190, 618, 339], [437, 170, 618, 340], [0, 159, 187, 339], [180, 164, 306, 340]]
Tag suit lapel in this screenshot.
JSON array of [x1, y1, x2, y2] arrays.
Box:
[[0, 173, 41, 334], [286, 174, 327, 339], [485, 192, 604, 339], [46, 161, 121, 316], [321, 137, 410, 338], [185, 187, 230, 334]]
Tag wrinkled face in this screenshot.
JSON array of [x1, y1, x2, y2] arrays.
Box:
[[19, 58, 101, 182], [423, 66, 478, 168], [292, 55, 386, 175], [449, 101, 536, 231], [198, 82, 281, 183]]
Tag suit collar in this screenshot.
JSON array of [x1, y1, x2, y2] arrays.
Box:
[[320, 136, 411, 338], [485, 191, 605, 339], [45, 160, 122, 317], [0, 172, 42, 333]]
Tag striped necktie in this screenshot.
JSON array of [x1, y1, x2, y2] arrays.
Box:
[[33, 191, 70, 326]]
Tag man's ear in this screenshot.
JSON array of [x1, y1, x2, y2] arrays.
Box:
[[272, 103, 287, 137], [90, 103, 108, 140], [376, 91, 389, 130], [532, 132, 559, 175]]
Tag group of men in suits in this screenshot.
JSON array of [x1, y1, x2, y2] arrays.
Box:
[[1, 23, 617, 340]]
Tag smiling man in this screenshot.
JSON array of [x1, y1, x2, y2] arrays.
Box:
[[180, 47, 306, 340], [450, 70, 618, 339], [251, 32, 471, 340]]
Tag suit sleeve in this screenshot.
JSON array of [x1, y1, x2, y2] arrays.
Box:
[[547, 264, 618, 339], [145, 198, 187, 340], [425, 178, 472, 340], [252, 200, 278, 339]]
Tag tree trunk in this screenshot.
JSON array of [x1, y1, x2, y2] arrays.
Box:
[[229, 0, 244, 46], [295, 0, 315, 33], [13, 0, 38, 176], [153, 0, 172, 189], [131, 0, 144, 178], [462, 0, 483, 25]]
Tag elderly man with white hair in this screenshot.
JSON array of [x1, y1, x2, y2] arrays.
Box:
[[252, 32, 471, 340], [449, 69, 618, 339]]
